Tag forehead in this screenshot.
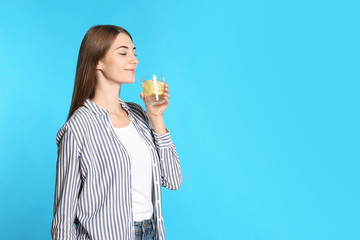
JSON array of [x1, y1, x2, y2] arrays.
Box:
[[111, 33, 134, 49]]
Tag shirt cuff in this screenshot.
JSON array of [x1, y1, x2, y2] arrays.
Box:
[[151, 128, 173, 148]]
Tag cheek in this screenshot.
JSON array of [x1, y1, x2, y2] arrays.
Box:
[[106, 59, 123, 74]]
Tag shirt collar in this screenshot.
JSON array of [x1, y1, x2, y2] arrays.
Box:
[[83, 98, 130, 116]]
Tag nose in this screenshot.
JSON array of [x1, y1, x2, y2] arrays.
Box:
[[130, 54, 139, 66]]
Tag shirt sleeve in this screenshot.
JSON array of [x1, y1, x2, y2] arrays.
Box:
[[51, 126, 81, 239], [152, 129, 183, 190]]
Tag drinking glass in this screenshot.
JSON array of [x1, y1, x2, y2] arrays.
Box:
[[141, 75, 166, 106]]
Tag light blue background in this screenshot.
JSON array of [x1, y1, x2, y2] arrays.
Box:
[[0, 0, 359, 239]]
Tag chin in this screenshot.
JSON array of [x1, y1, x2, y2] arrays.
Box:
[[128, 77, 136, 83], [119, 77, 135, 84]]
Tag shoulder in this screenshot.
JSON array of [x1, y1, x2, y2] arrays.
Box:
[[66, 106, 94, 131], [56, 106, 93, 147]]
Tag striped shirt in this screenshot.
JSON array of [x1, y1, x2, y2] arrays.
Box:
[[51, 98, 182, 240]]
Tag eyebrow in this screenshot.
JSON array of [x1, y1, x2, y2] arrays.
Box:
[[115, 46, 136, 50]]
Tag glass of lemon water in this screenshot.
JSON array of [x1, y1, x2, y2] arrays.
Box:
[[141, 74, 166, 106]]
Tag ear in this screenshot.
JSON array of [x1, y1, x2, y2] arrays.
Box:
[[96, 60, 103, 71]]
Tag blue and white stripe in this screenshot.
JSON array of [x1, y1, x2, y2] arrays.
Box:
[[51, 98, 182, 240]]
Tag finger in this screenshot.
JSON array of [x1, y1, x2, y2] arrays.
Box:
[[165, 96, 170, 104]]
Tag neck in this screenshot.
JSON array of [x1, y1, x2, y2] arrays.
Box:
[[90, 79, 123, 114]]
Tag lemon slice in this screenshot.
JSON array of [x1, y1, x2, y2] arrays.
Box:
[[154, 81, 165, 95], [142, 80, 154, 97]]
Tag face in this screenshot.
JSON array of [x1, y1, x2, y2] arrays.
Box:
[[96, 33, 139, 84]]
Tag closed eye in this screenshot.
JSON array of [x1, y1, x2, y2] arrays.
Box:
[[119, 53, 137, 56]]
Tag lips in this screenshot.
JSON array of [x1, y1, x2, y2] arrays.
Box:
[[125, 69, 136, 72]]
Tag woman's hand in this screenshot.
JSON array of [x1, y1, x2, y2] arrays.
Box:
[[140, 83, 169, 134], [140, 83, 170, 117]]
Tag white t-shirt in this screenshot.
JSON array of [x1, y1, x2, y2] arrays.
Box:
[[114, 121, 153, 221]]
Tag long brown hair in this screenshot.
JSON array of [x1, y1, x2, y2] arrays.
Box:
[[67, 25, 133, 121]]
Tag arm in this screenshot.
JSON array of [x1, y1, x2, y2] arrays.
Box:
[[139, 84, 182, 190], [51, 127, 81, 239], [144, 111, 183, 190]]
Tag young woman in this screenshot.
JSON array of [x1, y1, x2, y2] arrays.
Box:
[[51, 25, 182, 240]]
